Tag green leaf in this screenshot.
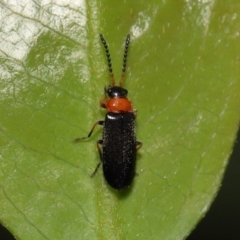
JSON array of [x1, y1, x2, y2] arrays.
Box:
[[1, 1, 240, 239]]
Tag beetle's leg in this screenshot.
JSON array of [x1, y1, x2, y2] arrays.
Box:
[[73, 121, 104, 142], [136, 141, 142, 151], [133, 109, 138, 118], [100, 86, 108, 109], [100, 96, 107, 108], [91, 140, 103, 177]]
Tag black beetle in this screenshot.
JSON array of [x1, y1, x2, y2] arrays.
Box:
[[74, 34, 142, 190]]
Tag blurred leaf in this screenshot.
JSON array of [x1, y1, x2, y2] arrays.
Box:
[[0, 1, 240, 239]]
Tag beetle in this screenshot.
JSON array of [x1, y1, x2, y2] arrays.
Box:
[[74, 34, 142, 190]]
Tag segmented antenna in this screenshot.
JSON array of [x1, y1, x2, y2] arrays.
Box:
[[100, 34, 115, 86], [119, 34, 130, 87]]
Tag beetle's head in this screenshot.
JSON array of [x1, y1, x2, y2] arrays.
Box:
[[105, 86, 128, 98]]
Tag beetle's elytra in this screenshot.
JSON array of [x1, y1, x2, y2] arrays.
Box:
[[74, 34, 142, 190]]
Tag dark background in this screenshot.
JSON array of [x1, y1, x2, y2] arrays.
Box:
[[187, 127, 240, 240], [1, 128, 239, 240]]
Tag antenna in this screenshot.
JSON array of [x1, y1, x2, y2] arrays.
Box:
[[100, 34, 115, 86], [100, 34, 130, 87], [119, 34, 130, 87]]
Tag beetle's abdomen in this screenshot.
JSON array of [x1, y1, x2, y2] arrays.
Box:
[[102, 112, 136, 189]]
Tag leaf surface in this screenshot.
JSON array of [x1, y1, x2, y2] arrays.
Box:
[[0, 1, 240, 239]]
